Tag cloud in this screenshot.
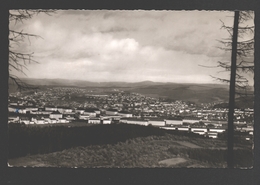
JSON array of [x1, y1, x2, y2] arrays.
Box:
[[9, 10, 254, 85]]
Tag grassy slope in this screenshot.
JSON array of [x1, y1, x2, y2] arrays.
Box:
[[8, 133, 252, 168]]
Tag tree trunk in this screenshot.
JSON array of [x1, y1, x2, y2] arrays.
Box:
[[227, 11, 239, 168]]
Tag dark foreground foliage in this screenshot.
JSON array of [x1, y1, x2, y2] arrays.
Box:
[[8, 123, 203, 159], [168, 147, 253, 168]]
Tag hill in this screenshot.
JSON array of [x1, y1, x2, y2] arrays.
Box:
[[8, 78, 254, 105]]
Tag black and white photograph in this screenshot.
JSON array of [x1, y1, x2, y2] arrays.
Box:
[[7, 10, 254, 168]]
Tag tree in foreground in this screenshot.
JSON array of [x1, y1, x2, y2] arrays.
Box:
[[9, 10, 55, 91], [215, 11, 254, 100], [217, 11, 254, 168]]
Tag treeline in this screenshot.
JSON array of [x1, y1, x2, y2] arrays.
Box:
[[8, 123, 202, 159]]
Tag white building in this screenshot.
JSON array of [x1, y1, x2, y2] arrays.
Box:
[[208, 132, 218, 138], [75, 108, 85, 114], [165, 119, 183, 126], [177, 127, 189, 131], [78, 114, 89, 120], [183, 117, 200, 124], [106, 109, 118, 116], [148, 119, 165, 127], [58, 118, 69, 123], [19, 118, 30, 124], [125, 119, 148, 126], [88, 118, 100, 124], [118, 111, 133, 118], [208, 128, 226, 133], [49, 111, 63, 119], [57, 107, 73, 114], [190, 127, 208, 135], [102, 118, 112, 124], [45, 106, 58, 112], [83, 109, 97, 117]]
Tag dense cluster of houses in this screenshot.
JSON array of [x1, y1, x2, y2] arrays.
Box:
[[8, 104, 254, 139]]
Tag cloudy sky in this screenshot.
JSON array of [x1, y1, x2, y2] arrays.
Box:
[[9, 10, 254, 84]]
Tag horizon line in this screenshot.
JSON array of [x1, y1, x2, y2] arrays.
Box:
[[18, 77, 229, 85]]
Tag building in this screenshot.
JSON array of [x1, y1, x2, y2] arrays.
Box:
[[176, 127, 189, 131], [118, 111, 133, 118], [106, 109, 118, 116], [78, 114, 89, 120], [8, 116, 19, 123], [122, 118, 148, 126], [65, 115, 75, 121], [102, 118, 112, 124], [207, 132, 218, 139], [75, 108, 85, 114], [48, 118, 57, 124], [8, 105, 38, 114], [148, 118, 165, 127], [57, 118, 69, 123], [165, 118, 183, 126], [19, 118, 30, 125], [33, 118, 45, 124], [183, 117, 200, 124], [190, 127, 208, 135], [45, 106, 57, 112], [208, 128, 226, 133], [160, 127, 177, 130], [57, 106, 73, 114], [83, 109, 97, 117], [49, 111, 63, 119], [88, 118, 100, 124]]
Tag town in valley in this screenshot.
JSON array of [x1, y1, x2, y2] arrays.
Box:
[[8, 84, 254, 140]]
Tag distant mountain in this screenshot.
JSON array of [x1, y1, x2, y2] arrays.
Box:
[[16, 78, 228, 88], [125, 83, 230, 103], [8, 78, 253, 106]]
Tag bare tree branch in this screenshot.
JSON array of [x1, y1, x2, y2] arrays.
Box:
[[9, 9, 55, 91]]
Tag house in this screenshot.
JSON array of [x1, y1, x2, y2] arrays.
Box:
[[120, 118, 128, 123], [8, 105, 17, 112], [75, 108, 85, 114], [106, 109, 118, 116], [35, 118, 45, 124], [8, 105, 38, 114], [190, 127, 208, 135], [48, 118, 57, 124], [102, 118, 112, 124], [32, 115, 49, 124], [85, 108, 101, 115], [78, 114, 89, 120], [88, 118, 100, 124], [183, 117, 200, 124], [207, 132, 218, 138], [103, 115, 121, 121], [8, 116, 19, 123], [118, 111, 133, 118], [58, 118, 69, 123], [83, 108, 97, 117], [57, 106, 73, 114], [49, 111, 63, 119], [19, 118, 30, 125], [65, 115, 75, 121], [45, 106, 57, 112]]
